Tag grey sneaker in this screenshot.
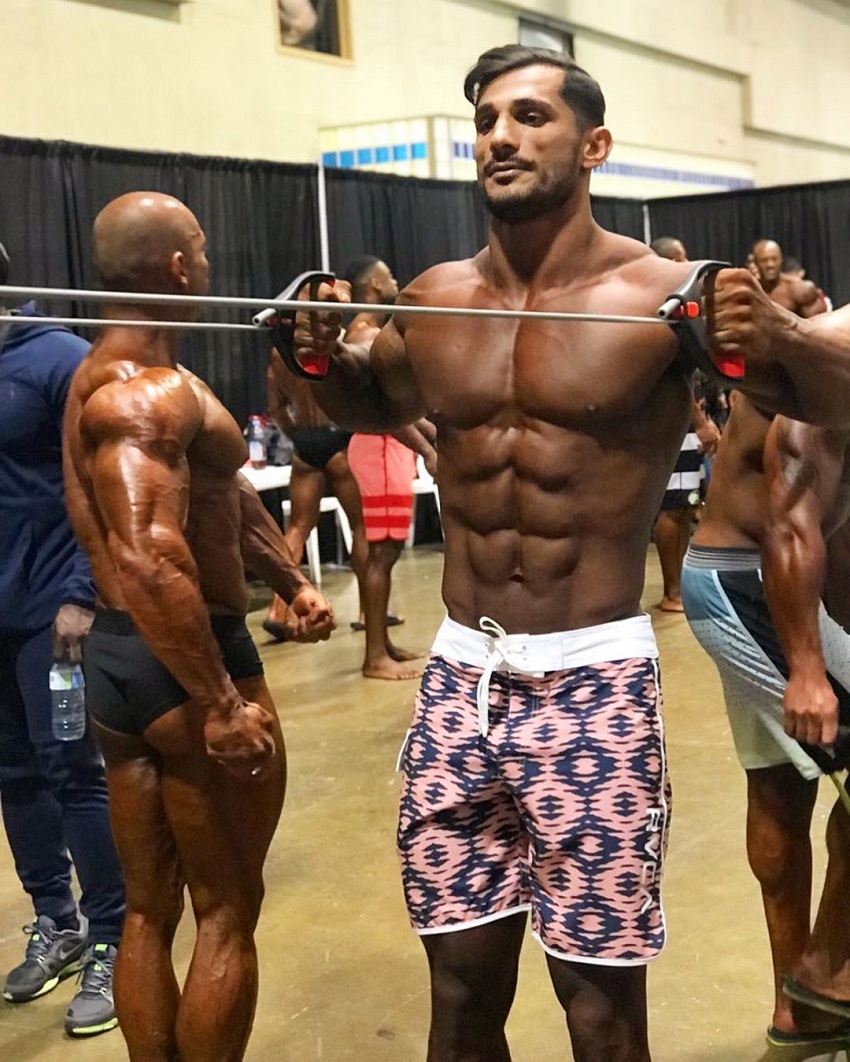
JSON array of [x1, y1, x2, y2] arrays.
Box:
[[64, 943, 118, 1037], [3, 916, 86, 1002]]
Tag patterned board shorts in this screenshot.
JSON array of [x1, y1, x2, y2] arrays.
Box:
[[397, 615, 670, 966]]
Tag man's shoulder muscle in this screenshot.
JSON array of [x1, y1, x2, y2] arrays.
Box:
[[400, 258, 480, 306], [79, 366, 203, 459]]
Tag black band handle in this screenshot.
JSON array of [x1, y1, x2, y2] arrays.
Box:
[[254, 270, 337, 380], [657, 259, 745, 383]]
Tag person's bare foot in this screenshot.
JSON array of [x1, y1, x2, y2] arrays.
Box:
[[362, 655, 423, 680], [350, 612, 405, 631], [387, 640, 425, 663], [770, 996, 850, 1038], [658, 596, 685, 613]]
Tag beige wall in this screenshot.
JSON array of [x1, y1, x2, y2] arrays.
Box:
[[4, 0, 850, 195]]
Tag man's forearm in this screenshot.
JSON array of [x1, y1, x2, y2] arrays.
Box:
[[772, 309, 850, 429], [762, 520, 827, 678], [237, 474, 311, 602], [108, 534, 241, 717], [307, 345, 410, 433]]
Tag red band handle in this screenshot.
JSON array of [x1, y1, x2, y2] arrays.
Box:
[[715, 352, 746, 379]]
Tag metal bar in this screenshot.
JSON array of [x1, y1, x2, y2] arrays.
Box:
[[5, 316, 261, 332], [317, 161, 331, 273], [0, 285, 676, 327]]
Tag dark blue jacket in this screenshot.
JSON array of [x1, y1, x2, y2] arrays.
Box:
[[0, 303, 96, 632]]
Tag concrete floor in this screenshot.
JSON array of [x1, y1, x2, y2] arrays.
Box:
[[0, 545, 845, 1061]]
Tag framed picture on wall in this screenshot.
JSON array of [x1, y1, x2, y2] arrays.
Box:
[[277, 0, 351, 59]]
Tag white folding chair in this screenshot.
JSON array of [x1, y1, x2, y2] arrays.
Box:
[[281, 496, 353, 588], [407, 455, 442, 548]]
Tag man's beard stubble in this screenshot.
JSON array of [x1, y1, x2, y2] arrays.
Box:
[[481, 169, 579, 224]]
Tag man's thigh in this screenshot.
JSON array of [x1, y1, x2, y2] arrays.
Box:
[[144, 676, 286, 919], [93, 721, 182, 914]]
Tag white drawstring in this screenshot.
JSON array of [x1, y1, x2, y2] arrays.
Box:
[[475, 617, 544, 737]]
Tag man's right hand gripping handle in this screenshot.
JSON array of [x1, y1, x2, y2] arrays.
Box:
[[658, 260, 747, 383], [255, 272, 351, 380]]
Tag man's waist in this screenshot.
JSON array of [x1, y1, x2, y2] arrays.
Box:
[[433, 613, 658, 674], [684, 544, 761, 571], [91, 607, 248, 637]]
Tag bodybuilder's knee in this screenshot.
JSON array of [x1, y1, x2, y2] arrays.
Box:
[[125, 875, 185, 939]]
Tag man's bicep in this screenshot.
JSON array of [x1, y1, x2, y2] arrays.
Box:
[[768, 418, 844, 521], [89, 438, 191, 549], [80, 376, 199, 550], [798, 282, 826, 318], [370, 318, 427, 423]]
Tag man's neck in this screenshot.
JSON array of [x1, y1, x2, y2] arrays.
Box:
[[485, 194, 598, 295], [760, 275, 780, 295], [98, 303, 184, 366]]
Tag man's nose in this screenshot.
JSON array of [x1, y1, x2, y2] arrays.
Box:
[[490, 113, 519, 151]]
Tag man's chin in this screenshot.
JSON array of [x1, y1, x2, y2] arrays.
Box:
[[483, 192, 555, 224]]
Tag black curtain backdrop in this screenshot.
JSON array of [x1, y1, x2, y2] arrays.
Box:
[[0, 137, 319, 426], [325, 168, 489, 284], [647, 180, 850, 309], [325, 166, 645, 283], [3, 133, 848, 422], [590, 195, 646, 243]]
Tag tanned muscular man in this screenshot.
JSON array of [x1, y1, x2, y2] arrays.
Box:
[[751, 239, 826, 318], [293, 43, 850, 1062], [63, 191, 335, 1062], [682, 393, 850, 1049]]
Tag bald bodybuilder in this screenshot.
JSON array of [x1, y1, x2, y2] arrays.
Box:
[[295, 44, 850, 1062], [63, 192, 335, 1061], [751, 239, 825, 318]]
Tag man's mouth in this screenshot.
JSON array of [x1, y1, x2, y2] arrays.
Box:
[[485, 160, 532, 178]]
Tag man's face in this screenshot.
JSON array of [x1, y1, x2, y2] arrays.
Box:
[[372, 260, 399, 303], [753, 242, 783, 284], [473, 65, 594, 223], [668, 240, 687, 263], [187, 225, 211, 297]]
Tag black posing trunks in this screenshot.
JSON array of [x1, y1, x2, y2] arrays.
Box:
[[83, 609, 264, 736], [288, 425, 352, 471]]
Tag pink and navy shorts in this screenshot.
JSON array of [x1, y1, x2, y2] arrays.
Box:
[[397, 615, 670, 965]]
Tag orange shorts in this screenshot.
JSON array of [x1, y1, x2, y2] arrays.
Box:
[[348, 433, 416, 542]]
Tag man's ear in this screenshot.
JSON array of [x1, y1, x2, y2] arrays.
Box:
[[169, 250, 188, 288], [583, 126, 613, 172]]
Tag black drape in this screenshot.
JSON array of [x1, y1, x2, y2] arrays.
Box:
[[647, 180, 850, 308], [324, 168, 489, 284], [590, 196, 645, 242], [6, 132, 847, 425], [325, 168, 645, 282], [0, 137, 319, 427]]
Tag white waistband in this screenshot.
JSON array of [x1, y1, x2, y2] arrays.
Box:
[[432, 615, 658, 739], [432, 614, 658, 673]]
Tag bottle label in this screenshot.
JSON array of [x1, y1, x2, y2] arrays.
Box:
[[249, 440, 266, 462], [49, 666, 85, 691]]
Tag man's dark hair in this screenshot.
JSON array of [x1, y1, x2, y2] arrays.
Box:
[[783, 255, 802, 274], [650, 236, 682, 258], [463, 44, 605, 129], [343, 255, 381, 301], [0, 242, 9, 287]]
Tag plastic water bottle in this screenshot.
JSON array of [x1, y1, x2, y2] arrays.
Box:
[[247, 415, 267, 469], [49, 663, 87, 741]]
